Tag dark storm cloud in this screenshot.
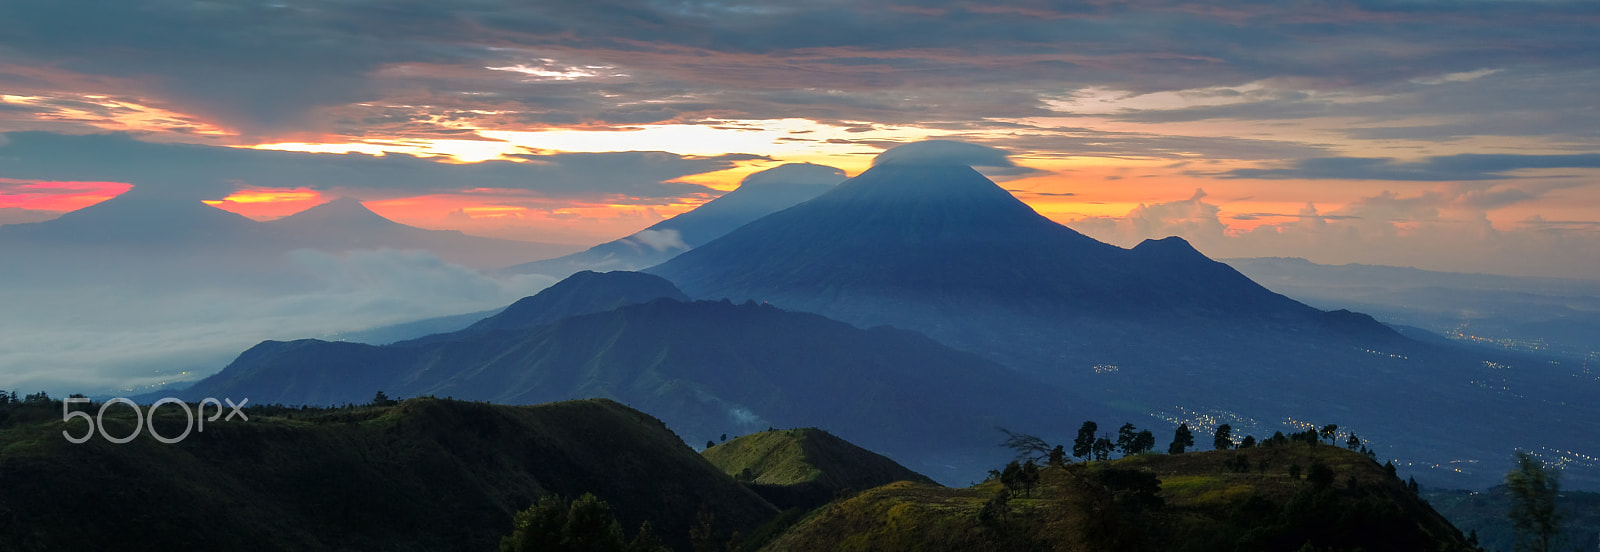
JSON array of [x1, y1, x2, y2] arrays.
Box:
[[1220, 154, 1600, 181], [3, 0, 1597, 136], [0, 131, 755, 200]]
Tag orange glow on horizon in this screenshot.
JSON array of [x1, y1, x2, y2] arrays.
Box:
[[203, 188, 326, 220], [0, 179, 132, 212]]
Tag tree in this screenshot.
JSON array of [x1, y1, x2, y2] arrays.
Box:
[[1048, 445, 1066, 467], [1019, 460, 1041, 497], [1239, 435, 1257, 449], [502, 495, 568, 552], [706, 440, 715, 449], [1346, 433, 1361, 450], [1073, 421, 1098, 459], [564, 494, 627, 551], [1092, 436, 1115, 462], [371, 390, 397, 407], [999, 461, 1023, 492], [1000, 428, 1051, 462], [720, 433, 727, 442], [690, 509, 721, 552], [1168, 423, 1194, 455], [1506, 452, 1563, 552], [628, 521, 670, 552], [1130, 430, 1156, 455], [500, 493, 658, 552], [1212, 424, 1233, 451], [1116, 423, 1138, 455], [1320, 424, 1339, 444], [1308, 462, 1335, 490]]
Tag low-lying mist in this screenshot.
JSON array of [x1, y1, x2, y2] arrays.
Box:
[[0, 247, 555, 395]]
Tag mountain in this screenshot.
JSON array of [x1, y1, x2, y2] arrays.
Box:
[[266, 197, 578, 269], [0, 190, 265, 246], [648, 162, 1380, 335], [0, 397, 776, 551], [178, 296, 1090, 483], [703, 428, 937, 510], [646, 156, 1600, 490], [0, 192, 578, 271], [458, 270, 689, 334], [502, 163, 844, 278], [322, 307, 505, 345], [762, 444, 1477, 552], [1224, 257, 1600, 359]]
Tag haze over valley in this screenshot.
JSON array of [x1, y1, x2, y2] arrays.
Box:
[[2, 1, 1598, 549]]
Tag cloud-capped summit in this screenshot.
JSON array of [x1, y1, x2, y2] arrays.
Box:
[[501, 162, 846, 278], [872, 140, 1042, 178]]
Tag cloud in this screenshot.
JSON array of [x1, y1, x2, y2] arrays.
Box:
[[1220, 154, 1600, 181], [738, 162, 847, 188], [0, 131, 756, 201], [621, 229, 689, 252], [5, 1, 1596, 138]]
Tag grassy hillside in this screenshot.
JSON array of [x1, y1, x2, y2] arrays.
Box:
[[703, 428, 936, 510], [0, 397, 775, 551], [761, 444, 1477, 552]]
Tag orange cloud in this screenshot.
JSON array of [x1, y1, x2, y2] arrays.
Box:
[[0, 179, 131, 212], [202, 188, 326, 220]]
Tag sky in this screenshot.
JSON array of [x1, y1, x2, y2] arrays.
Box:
[[2, 0, 1599, 277]]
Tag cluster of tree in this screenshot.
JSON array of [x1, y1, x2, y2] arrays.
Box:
[[500, 493, 672, 552], [1068, 421, 1158, 461]]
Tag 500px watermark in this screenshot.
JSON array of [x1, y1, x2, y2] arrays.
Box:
[[62, 397, 249, 444]]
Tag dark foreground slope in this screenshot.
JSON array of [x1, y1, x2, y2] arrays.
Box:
[[0, 398, 775, 552], [180, 298, 1086, 483], [763, 445, 1475, 552], [704, 428, 937, 510]]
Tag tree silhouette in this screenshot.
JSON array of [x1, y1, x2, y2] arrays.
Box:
[[1116, 423, 1138, 455], [1346, 433, 1361, 450], [1020, 460, 1041, 497], [371, 390, 397, 407], [500, 493, 667, 552], [1239, 435, 1256, 449], [1168, 423, 1194, 455], [1073, 421, 1097, 459], [1320, 424, 1338, 444], [1131, 430, 1156, 455], [1506, 451, 1563, 552], [1308, 462, 1334, 490], [999, 428, 1051, 462], [1048, 445, 1066, 467], [1092, 436, 1114, 461], [1212, 424, 1233, 451]]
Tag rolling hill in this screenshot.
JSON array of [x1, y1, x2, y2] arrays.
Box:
[[704, 428, 937, 510], [0, 397, 775, 551], [177, 293, 1089, 483], [762, 444, 1475, 552]]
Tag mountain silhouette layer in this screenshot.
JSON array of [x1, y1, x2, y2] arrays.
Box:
[[501, 163, 844, 278], [647, 160, 1600, 489], [180, 291, 1088, 483]]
